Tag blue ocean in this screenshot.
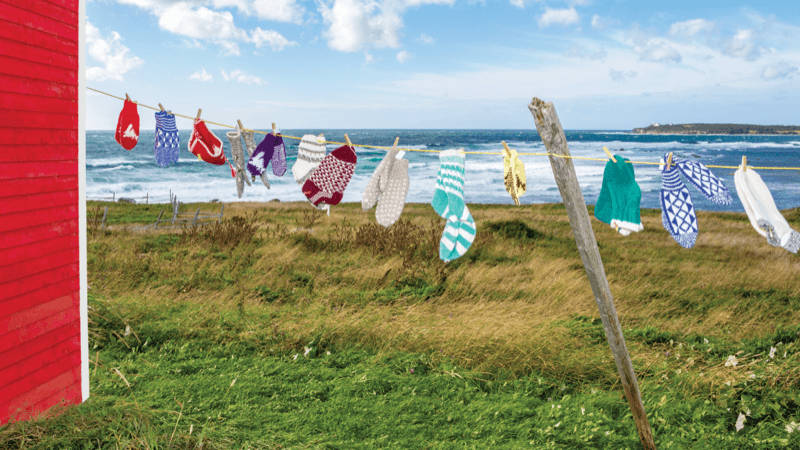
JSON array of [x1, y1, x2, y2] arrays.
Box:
[[87, 129, 800, 212]]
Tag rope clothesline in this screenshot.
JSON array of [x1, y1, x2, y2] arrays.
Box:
[[87, 87, 800, 171]]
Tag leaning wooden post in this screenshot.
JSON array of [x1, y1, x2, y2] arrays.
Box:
[[528, 97, 656, 450], [192, 208, 201, 226]]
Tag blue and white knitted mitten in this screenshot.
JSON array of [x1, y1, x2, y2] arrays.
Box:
[[154, 111, 179, 167]]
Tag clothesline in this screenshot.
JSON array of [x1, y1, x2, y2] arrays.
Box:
[[87, 87, 800, 171]]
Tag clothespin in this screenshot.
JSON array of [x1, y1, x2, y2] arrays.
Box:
[[666, 152, 673, 170], [742, 155, 747, 171], [344, 134, 353, 148], [125, 93, 131, 102], [272, 123, 277, 134], [391, 137, 404, 159], [237, 120, 244, 131], [158, 103, 165, 112], [501, 141, 512, 157], [603, 146, 617, 163], [196, 109, 202, 120]]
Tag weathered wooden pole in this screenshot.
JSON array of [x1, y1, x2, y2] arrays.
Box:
[[528, 97, 656, 450]]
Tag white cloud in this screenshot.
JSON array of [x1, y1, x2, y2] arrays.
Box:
[[564, 44, 606, 60], [397, 50, 412, 62], [625, 25, 682, 63], [667, 19, 714, 40], [251, 28, 297, 50], [762, 62, 798, 80], [609, 68, 637, 82], [158, 4, 249, 55], [190, 68, 213, 81], [725, 29, 762, 61], [318, 0, 404, 52], [417, 33, 434, 44], [590, 14, 618, 31], [364, 51, 376, 64], [85, 21, 143, 81], [117, 0, 300, 54], [222, 69, 265, 84], [538, 7, 579, 29]]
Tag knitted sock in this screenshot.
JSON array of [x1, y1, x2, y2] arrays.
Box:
[[232, 127, 252, 187], [292, 134, 327, 185], [660, 154, 697, 248], [376, 158, 409, 228], [189, 119, 228, 165], [735, 167, 800, 253], [154, 111, 179, 167], [272, 133, 287, 177], [362, 143, 398, 211], [503, 147, 526, 206], [676, 158, 732, 205], [242, 130, 257, 157], [432, 150, 466, 221], [604, 157, 643, 235], [226, 127, 248, 197], [115, 98, 139, 150], [302, 144, 358, 209], [445, 214, 477, 262]]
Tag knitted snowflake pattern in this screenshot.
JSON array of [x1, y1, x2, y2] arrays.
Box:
[[675, 158, 732, 205]]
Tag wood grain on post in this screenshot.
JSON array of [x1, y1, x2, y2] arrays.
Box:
[[527, 97, 656, 450]]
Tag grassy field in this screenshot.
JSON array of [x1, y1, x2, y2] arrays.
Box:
[[2, 200, 800, 449]]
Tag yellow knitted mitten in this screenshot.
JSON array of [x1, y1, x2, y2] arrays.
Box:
[[502, 142, 526, 206]]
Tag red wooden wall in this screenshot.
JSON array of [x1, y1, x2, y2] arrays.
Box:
[[0, 0, 84, 424]]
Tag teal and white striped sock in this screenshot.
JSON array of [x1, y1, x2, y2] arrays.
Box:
[[431, 150, 466, 221]]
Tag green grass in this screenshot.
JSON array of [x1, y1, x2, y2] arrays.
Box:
[[3, 201, 800, 449]]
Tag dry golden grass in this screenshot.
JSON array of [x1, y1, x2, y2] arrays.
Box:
[[88, 201, 800, 398]]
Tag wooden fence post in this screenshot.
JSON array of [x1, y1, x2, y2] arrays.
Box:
[[153, 210, 164, 229], [192, 208, 201, 226], [218, 204, 224, 223], [527, 97, 656, 450], [100, 207, 108, 229]]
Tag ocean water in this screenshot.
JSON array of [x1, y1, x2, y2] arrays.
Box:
[[87, 129, 800, 212]]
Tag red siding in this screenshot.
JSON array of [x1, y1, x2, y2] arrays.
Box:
[[0, 0, 82, 425]]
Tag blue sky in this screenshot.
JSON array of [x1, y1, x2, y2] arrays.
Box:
[[86, 0, 800, 130]]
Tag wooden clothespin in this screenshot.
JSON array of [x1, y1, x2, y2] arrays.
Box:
[[158, 103, 165, 112], [344, 134, 353, 148], [666, 152, 673, 170], [196, 109, 202, 120], [125, 93, 131, 101], [603, 146, 617, 163], [237, 120, 244, 131], [501, 141, 512, 157], [742, 155, 747, 171], [392, 137, 405, 159], [272, 123, 277, 134]]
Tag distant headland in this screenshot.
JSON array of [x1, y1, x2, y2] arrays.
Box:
[[632, 123, 800, 135]]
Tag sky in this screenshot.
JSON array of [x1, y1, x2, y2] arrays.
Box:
[[86, 0, 800, 130]]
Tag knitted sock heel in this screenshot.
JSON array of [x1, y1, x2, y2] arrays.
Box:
[[431, 157, 451, 219], [444, 213, 476, 262], [783, 230, 800, 254], [439, 220, 461, 262], [660, 154, 697, 249]]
